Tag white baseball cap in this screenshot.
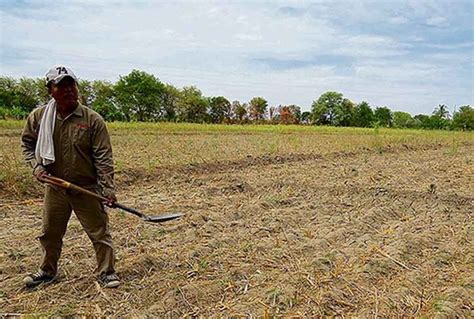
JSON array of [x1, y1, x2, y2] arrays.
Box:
[[45, 65, 78, 85]]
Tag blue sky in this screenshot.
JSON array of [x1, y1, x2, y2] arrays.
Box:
[[1, 0, 473, 114]]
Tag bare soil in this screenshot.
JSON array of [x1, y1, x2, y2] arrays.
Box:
[[1, 144, 473, 317]]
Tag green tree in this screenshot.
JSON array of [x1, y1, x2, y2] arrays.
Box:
[[209, 96, 231, 123], [114, 69, 166, 121], [429, 104, 451, 130], [0, 77, 19, 109], [248, 97, 268, 122], [311, 91, 352, 126], [413, 114, 432, 129], [433, 104, 450, 119], [161, 84, 180, 121], [352, 101, 374, 127], [374, 106, 393, 127], [34, 78, 50, 105], [17, 78, 42, 112], [0, 77, 46, 118], [452, 105, 474, 130], [233, 101, 247, 123], [429, 115, 450, 129], [311, 91, 342, 125], [176, 86, 209, 123], [79, 79, 94, 107], [335, 98, 354, 126], [0, 77, 42, 111], [393, 111, 415, 128], [301, 111, 311, 124], [77, 79, 121, 120], [90, 80, 122, 121]]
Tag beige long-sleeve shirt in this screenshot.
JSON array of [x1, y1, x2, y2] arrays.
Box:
[[21, 103, 115, 196]]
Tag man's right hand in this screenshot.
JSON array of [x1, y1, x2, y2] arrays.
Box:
[[33, 165, 49, 182]]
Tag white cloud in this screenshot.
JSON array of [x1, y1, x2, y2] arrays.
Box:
[[235, 33, 263, 41], [424, 41, 474, 50], [1, 0, 472, 114], [336, 35, 408, 58], [425, 16, 450, 27], [389, 16, 409, 24]]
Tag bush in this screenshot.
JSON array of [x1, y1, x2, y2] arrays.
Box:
[[0, 107, 7, 119], [7, 106, 29, 119], [0, 106, 29, 119], [452, 106, 474, 130]]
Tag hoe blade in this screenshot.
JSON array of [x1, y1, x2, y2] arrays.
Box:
[[144, 213, 184, 223]]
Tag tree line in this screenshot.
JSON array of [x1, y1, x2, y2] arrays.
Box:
[[0, 69, 472, 130]]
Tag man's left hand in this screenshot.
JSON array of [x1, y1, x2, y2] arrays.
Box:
[[103, 194, 117, 207]]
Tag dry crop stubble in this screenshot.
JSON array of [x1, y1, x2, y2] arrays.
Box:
[[1, 120, 472, 198], [0, 120, 473, 316]]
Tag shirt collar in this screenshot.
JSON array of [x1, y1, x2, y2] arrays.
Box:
[[54, 102, 83, 121], [72, 104, 83, 117]]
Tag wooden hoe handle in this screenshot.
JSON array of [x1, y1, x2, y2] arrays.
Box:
[[42, 175, 107, 201], [41, 175, 147, 219]]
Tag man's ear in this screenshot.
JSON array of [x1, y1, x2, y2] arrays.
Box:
[[47, 83, 54, 95]]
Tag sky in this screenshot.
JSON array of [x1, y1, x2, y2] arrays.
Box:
[[1, 0, 473, 115]]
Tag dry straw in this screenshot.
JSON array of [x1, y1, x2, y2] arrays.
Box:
[[1, 122, 473, 316]]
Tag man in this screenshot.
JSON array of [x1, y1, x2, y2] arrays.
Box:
[[21, 65, 120, 288]]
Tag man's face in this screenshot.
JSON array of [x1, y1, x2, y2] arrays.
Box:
[[50, 77, 79, 109]]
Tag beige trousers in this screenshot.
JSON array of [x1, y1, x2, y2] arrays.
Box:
[[38, 185, 115, 276]]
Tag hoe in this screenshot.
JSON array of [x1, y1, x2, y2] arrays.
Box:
[[41, 175, 183, 224]]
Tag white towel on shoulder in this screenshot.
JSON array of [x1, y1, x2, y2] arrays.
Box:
[[35, 99, 57, 166]]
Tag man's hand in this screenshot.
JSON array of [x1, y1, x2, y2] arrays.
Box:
[[103, 193, 117, 207], [33, 165, 49, 182]]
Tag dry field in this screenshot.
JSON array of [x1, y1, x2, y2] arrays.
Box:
[[1, 121, 473, 317]]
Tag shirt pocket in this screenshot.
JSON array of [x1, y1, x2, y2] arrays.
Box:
[[73, 124, 91, 148]]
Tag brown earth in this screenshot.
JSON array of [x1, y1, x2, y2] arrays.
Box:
[[1, 144, 473, 317]]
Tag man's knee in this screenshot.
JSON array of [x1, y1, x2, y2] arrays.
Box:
[[38, 230, 64, 249], [87, 225, 113, 246]]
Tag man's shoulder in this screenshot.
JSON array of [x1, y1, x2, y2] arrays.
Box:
[[79, 104, 105, 123], [28, 104, 47, 120]]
